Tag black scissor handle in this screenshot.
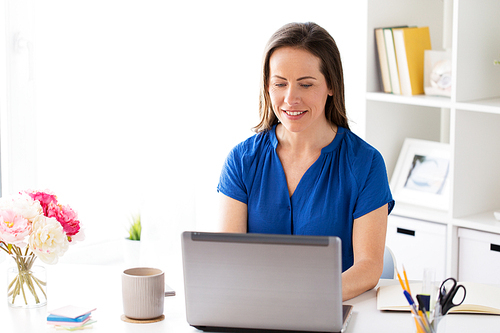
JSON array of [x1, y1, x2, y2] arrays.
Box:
[[442, 284, 467, 314], [449, 284, 466, 306], [439, 277, 457, 299]]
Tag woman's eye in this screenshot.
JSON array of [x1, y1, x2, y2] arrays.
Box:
[[301, 84, 313, 88], [274, 83, 287, 87]]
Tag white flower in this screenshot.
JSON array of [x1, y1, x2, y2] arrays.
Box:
[[0, 192, 43, 223], [28, 215, 69, 264]]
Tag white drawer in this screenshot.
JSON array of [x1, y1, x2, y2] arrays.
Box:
[[458, 228, 500, 284], [386, 215, 447, 281]]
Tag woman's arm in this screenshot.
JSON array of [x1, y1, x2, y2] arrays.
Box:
[[219, 193, 248, 233], [341, 204, 388, 301]]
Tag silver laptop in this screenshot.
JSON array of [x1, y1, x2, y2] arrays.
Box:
[[181, 232, 353, 333]]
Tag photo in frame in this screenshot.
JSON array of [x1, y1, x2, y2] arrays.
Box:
[[390, 138, 451, 211]]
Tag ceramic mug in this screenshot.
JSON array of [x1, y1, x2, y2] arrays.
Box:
[[122, 267, 173, 319]]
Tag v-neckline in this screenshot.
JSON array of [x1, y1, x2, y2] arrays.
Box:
[[270, 125, 344, 199]]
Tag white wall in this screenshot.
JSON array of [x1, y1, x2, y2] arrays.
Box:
[[4, 1, 367, 263]]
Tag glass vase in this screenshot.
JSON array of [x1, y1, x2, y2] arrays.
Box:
[[7, 254, 47, 308]]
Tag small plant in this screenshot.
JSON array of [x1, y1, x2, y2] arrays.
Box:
[[127, 213, 141, 241]]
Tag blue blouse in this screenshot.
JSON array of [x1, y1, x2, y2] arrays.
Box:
[[217, 125, 394, 271]]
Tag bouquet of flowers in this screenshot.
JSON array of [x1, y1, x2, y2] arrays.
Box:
[[0, 190, 84, 307]]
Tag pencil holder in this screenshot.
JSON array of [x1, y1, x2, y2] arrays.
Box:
[[410, 313, 430, 333], [431, 312, 446, 333]]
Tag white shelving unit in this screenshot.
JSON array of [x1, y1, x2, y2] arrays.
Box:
[[365, 0, 500, 279]]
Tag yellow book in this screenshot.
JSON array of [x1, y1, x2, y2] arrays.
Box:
[[393, 26, 432, 96], [377, 281, 500, 315]]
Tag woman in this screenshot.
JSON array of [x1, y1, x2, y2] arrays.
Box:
[[217, 22, 394, 301]]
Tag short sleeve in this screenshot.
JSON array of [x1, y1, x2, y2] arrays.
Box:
[[353, 149, 395, 219], [217, 144, 248, 204]]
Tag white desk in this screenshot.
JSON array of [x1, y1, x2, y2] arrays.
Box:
[[1, 260, 498, 333]]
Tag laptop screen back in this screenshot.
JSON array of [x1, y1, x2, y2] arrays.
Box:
[[181, 232, 345, 332]]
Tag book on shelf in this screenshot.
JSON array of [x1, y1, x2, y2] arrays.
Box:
[[377, 281, 500, 315], [375, 25, 407, 93], [375, 28, 391, 93], [382, 26, 405, 95], [392, 26, 432, 96]]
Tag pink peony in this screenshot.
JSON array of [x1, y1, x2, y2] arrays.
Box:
[[46, 202, 81, 238], [26, 190, 58, 216], [0, 209, 31, 244]]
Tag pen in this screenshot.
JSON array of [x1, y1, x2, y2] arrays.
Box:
[[404, 290, 430, 333]]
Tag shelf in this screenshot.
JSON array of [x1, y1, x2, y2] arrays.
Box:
[[452, 211, 500, 235], [455, 97, 500, 115], [366, 92, 452, 108], [366, 93, 500, 115], [367, 0, 500, 280]]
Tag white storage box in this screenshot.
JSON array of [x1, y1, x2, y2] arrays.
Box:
[[458, 228, 500, 284], [386, 215, 447, 281]]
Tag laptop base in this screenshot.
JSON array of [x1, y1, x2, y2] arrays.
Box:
[[192, 305, 353, 333], [192, 326, 341, 333]]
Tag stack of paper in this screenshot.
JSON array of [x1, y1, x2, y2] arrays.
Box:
[[47, 305, 97, 330]]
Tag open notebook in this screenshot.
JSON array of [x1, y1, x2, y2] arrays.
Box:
[[181, 232, 353, 333], [377, 281, 500, 315]]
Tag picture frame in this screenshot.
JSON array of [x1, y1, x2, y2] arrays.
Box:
[[390, 138, 451, 211]]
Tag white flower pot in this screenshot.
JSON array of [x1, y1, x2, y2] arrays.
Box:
[[122, 238, 141, 268]]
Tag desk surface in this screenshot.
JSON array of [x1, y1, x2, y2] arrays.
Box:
[[1, 256, 498, 333]]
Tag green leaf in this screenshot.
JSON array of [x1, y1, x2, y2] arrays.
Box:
[[127, 213, 141, 241]]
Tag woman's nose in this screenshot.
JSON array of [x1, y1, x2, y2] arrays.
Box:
[[284, 86, 300, 105]]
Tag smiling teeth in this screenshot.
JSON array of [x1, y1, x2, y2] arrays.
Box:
[[285, 111, 305, 116]]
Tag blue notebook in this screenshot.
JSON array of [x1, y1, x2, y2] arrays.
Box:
[[47, 312, 91, 322]]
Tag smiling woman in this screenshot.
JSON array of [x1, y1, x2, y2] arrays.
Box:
[[218, 22, 394, 301]]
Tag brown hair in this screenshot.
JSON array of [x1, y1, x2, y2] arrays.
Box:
[[254, 22, 349, 133]]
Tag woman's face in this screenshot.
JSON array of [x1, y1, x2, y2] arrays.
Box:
[[268, 47, 332, 135]]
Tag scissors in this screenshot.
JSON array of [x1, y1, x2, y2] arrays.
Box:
[[437, 277, 466, 315]]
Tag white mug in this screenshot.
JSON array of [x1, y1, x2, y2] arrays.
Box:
[[122, 267, 173, 319]]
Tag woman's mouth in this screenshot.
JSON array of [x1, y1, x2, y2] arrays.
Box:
[[283, 110, 306, 116]]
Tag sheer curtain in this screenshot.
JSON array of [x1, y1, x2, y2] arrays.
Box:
[[16, 0, 367, 263]]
